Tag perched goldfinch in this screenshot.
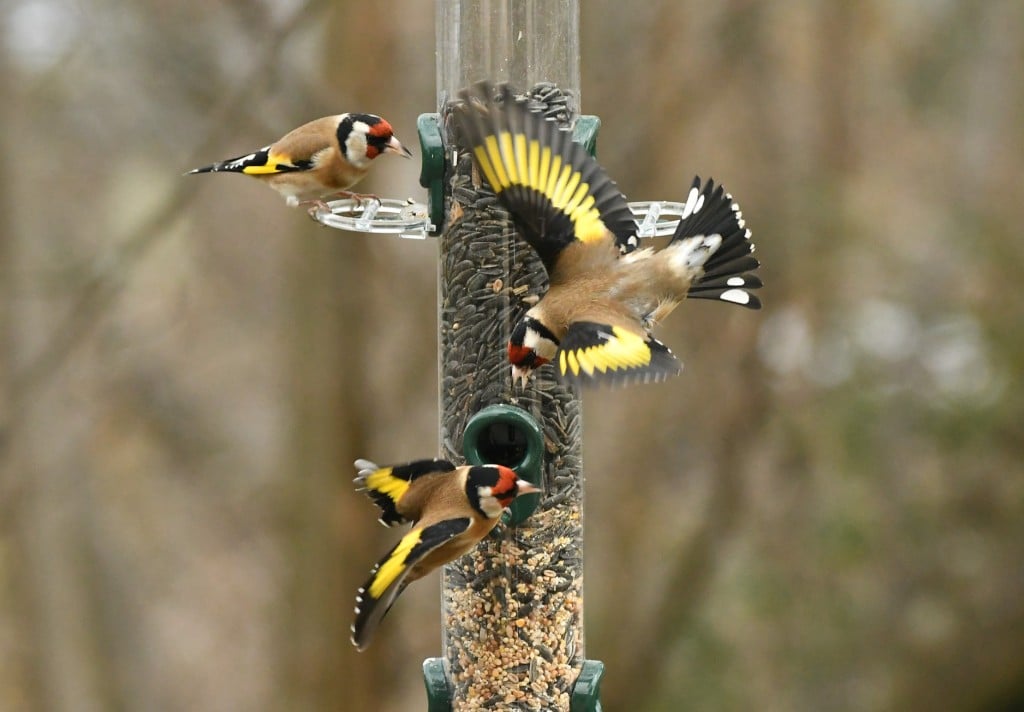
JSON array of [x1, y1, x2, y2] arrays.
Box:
[[454, 82, 762, 387], [188, 113, 412, 207], [350, 458, 539, 651]]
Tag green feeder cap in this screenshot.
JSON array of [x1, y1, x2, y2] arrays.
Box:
[[462, 404, 544, 525]]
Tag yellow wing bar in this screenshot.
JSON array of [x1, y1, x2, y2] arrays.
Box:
[[368, 528, 421, 599], [559, 326, 652, 377], [556, 322, 682, 386], [363, 466, 411, 505], [240, 151, 302, 175]]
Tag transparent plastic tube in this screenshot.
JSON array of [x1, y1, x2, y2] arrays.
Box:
[[436, 1, 585, 709], [437, 0, 580, 111]]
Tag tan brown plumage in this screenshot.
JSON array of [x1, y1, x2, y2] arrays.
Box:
[[350, 458, 539, 651], [188, 113, 412, 207], [454, 82, 762, 387]]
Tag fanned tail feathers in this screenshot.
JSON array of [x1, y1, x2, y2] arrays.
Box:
[[353, 458, 456, 527], [671, 176, 762, 309]]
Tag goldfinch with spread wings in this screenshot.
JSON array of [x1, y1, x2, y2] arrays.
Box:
[[188, 113, 412, 208], [350, 458, 539, 651], [453, 82, 762, 387]]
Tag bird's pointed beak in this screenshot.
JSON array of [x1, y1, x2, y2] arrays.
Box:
[[386, 136, 413, 159], [511, 365, 531, 388], [515, 480, 541, 495]]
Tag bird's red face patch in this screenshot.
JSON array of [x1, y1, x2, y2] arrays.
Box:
[[368, 120, 394, 139], [508, 342, 531, 366], [363, 120, 394, 160], [508, 343, 548, 368], [492, 465, 520, 505]]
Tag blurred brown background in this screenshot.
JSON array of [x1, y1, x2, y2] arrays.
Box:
[[2, 1, 1023, 710]]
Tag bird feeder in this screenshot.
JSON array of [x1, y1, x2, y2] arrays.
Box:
[[311, 2, 693, 709], [427, 2, 598, 710]]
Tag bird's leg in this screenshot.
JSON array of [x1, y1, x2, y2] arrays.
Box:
[[301, 191, 382, 220], [299, 198, 334, 220], [326, 190, 382, 209]]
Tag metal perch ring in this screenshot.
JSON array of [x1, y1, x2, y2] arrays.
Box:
[[312, 198, 435, 239], [313, 197, 689, 240]]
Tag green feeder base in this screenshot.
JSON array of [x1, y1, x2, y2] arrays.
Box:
[[423, 658, 451, 712], [423, 657, 605, 711], [571, 659, 605, 711]]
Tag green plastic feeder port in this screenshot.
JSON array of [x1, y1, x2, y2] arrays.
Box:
[[462, 404, 543, 525], [417, 113, 445, 235]]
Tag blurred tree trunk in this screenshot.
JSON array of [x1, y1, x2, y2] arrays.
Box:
[[275, 4, 405, 710], [0, 42, 34, 711], [276, 231, 381, 709], [2, 63, 118, 712]]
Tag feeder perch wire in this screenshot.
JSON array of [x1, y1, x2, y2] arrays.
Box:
[[312, 198, 686, 241], [313, 197, 435, 238]]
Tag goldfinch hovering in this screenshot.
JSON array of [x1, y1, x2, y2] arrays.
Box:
[[350, 458, 539, 651], [188, 113, 412, 208], [453, 82, 762, 387]]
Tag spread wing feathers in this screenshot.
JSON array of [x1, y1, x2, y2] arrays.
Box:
[[351, 517, 471, 652], [454, 81, 639, 273], [556, 321, 681, 387], [354, 458, 457, 527], [188, 146, 314, 176], [671, 176, 762, 310]]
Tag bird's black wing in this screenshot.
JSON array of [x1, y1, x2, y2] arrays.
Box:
[[188, 145, 314, 175], [556, 321, 682, 387], [453, 81, 639, 275], [351, 517, 471, 652], [354, 458, 457, 526]]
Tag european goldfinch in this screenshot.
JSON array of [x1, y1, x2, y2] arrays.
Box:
[[188, 113, 412, 207], [351, 458, 539, 651], [454, 82, 762, 387]]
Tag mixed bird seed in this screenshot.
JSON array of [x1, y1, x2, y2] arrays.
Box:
[[439, 83, 586, 711]]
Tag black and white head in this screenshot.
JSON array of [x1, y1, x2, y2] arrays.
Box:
[[464, 465, 539, 519], [336, 113, 413, 168], [507, 316, 560, 386]]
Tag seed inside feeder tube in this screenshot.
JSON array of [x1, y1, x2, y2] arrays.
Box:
[[440, 83, 585, 711]]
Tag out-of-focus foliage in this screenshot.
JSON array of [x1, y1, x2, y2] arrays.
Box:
[[1, 1, 1021, 710]]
